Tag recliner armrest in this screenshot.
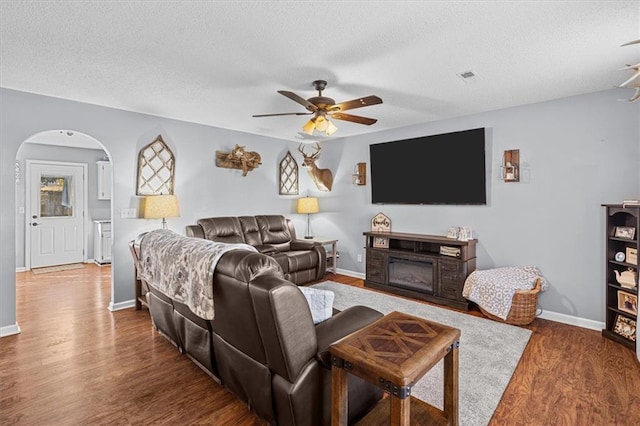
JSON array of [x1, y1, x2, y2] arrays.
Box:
[[314, 305, 384, 369], [290, 239, 320, 251], [186, 225, 204, 239]]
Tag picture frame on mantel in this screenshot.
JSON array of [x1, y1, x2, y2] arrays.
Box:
[[373, 236, 389, 248]]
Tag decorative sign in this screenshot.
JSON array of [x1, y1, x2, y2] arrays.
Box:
[[371, 212, 391, 233]]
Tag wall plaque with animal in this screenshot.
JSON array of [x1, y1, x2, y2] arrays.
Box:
[[298, 142, 333, 191], [216, 144, 262, 176]]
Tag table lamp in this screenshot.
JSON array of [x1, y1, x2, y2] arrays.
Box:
[[143, 194, 180, 229], [297, 196, 319, 239]]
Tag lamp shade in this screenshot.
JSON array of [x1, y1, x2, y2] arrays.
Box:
[[297, 196, 319, 214], [143, 195, 180, 219]]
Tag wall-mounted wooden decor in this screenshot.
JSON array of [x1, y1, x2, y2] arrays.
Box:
[[352, 162, 366, 185], [502, 149, 520, 182], [279, 151, 299, 195], [136, 135, 175, 195], [216, 144, 262, 176]]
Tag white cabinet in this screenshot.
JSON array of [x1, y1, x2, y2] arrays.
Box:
[[97, 161, 112, 200], [94, 220, 112, 265]]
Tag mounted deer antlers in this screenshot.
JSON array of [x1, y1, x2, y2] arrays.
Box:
[[298, 143, 333, 191]]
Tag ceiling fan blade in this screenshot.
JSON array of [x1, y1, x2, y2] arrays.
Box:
[[277, 90, 318, 112], [252, 112, 313, 117], [332, 95, 383, 112], [330, 112, 378, 125]]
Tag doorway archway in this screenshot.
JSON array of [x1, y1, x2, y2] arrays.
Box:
[[15, 130, 114, 309]]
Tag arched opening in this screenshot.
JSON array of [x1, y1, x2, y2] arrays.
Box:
[[15, 130, 114, 311]]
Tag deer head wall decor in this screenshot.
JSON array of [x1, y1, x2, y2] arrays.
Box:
[[298, 143, 333, 191]]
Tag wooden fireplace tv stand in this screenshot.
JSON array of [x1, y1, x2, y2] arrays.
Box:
[[363, 231, 477, 310]]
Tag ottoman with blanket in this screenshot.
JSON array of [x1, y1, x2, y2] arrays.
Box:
[[463, 266, 546, 325]]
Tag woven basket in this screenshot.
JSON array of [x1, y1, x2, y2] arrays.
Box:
[[479, 278, 542, 325]]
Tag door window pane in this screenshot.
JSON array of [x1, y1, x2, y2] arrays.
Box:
[[40, 176, 73, 217]]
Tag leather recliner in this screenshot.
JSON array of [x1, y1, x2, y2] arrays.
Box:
[[213, 250, 384, 425], [186, 215, 326, 285], [131, 235, 383, 425]]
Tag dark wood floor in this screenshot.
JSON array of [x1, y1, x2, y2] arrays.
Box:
[[1, 265, 639, 425]]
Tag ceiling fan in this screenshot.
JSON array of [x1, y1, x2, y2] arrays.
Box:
[[252, 80, 382, 136]]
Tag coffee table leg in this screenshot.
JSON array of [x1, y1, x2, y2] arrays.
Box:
[[390, 396, 410, 426], [331, 361, 348, 426], [444, 342, 459, 426]]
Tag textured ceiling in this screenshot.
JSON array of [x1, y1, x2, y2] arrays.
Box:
[[1, 1, 639, 143]]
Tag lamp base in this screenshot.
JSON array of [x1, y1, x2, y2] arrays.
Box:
[[304, 236, 314, 239]]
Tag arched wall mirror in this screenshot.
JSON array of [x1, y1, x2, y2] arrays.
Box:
[[136, 135, 175, 195]]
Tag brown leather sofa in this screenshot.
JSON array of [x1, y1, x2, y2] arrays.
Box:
[[186, 215, 326, 285], [130, 236, 383, 425]]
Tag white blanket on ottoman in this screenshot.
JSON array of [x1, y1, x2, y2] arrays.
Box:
[[463, 266, 546, 320]]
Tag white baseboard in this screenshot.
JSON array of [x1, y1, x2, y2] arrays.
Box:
[[335, 268, 605, 331], [15, 267, 26, 273], [335, 268, 365, 279], [537, 310, 604, 331], [0, 323, 21, 337], [108, 299, 136, 311]]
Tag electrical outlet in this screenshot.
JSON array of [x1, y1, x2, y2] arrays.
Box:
[[357, 254, 363, 263], [120, 208, 137, 218]]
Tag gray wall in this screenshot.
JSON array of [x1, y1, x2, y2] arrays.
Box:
[[15, 144, 110, 265], [1, 87, 638, 334], [307, 89, 640, 322]]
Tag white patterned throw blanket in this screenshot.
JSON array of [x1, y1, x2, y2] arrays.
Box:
[[136, 229, 257, 320], [463, 266, 547, 320]]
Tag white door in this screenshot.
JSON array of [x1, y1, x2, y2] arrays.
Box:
[[28, 162, 86, 268]]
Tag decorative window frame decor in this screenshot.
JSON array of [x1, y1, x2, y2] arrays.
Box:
[[279, 151, 299, 195], [136, 135, 175, 196]]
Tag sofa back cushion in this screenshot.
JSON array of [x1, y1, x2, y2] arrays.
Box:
[[212, 250, 284, 422], [197, 217, 246, 244], [238, 216, 263, 246], [249, 275, 318, 383], [256, 215, 292, 251]]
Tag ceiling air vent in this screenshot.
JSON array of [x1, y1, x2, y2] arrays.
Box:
[[457, 70, 479, 83]]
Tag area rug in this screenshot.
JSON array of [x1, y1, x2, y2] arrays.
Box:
[[312, 281, 532, 426], [31, 263, 86, 274]]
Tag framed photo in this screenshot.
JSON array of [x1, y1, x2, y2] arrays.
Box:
[[373, 237, 389, 248], [617, 290, 638, 316], [614, 226, 636, 240], [613, 314, 637, 341], [626, 247, 638, 265]]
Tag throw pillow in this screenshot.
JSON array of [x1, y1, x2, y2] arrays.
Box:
[[298, 287, 335, 324]]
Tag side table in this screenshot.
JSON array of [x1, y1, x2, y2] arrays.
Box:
[[330, 311, 461, 426], [307, 237, 338, 274]]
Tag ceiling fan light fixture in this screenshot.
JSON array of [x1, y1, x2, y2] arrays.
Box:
[[302, 118, 316, 134], [325, 120, 338, 136], [315, 115, 328, 131]]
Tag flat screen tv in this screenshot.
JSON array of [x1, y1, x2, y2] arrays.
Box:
[[370, 128, 486, 205]]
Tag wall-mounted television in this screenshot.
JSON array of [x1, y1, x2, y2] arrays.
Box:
[[370, 128, 486, 205]]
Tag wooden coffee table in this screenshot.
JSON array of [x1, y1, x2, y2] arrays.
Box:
[[330, 311, 461, 426]]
